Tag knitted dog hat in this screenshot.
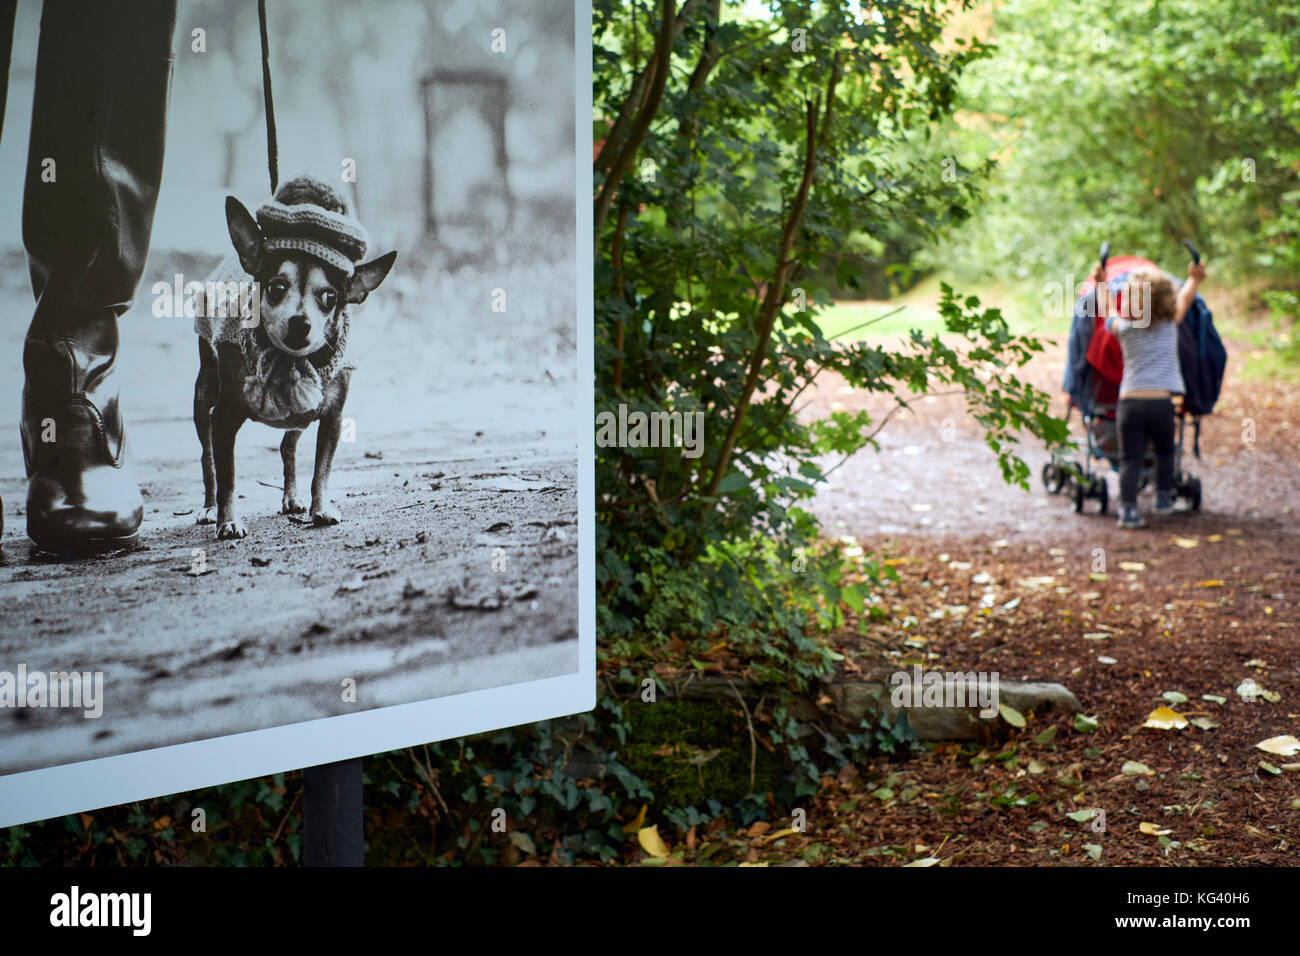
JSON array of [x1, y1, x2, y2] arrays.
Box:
[[255, 200, 369, 277]]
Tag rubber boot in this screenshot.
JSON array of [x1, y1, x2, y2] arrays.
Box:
[[16, 0, 176, 554]]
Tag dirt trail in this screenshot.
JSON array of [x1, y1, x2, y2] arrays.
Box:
[[800, 335, 1300, 865]]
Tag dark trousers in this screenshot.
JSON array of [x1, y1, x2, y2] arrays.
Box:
[[1117, 396, 1175, 506], [0, 0, 176, 331]]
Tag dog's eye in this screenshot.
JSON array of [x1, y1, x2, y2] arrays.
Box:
[[319, 290, 337, 312], [266, 279, 288, 304]]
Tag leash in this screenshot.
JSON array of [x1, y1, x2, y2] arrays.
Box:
[[258, 0, 279, 194]]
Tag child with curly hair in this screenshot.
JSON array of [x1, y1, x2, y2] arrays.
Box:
[[1094, 260, 1207, 528]]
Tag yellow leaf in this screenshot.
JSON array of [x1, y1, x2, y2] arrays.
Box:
[[1198, 580, 1224, 588], [737, 861, 770, 867], [1139, 822, 1172, 836], [1143, 706, 1188, 730], [762, 827, 802, 843], [1207, 534, 1222, 542], [153, 816, 172, 831], [1119, 561, 1145, 572], [1256, 735, 1300, 757], [637, 824, 670, 858], [1173, 537, 1199, 549], [622, 803, 648, 834], [904, 857, 940, 867], [999, 702, 1026, 728]]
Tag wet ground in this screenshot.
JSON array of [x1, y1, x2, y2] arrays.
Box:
[[0, 253, 581, 775]]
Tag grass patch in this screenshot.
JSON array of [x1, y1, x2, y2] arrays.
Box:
[[814, 273, 1058, 343]]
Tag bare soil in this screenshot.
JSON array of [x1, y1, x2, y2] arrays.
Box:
[[788, 335, 1300, 865]]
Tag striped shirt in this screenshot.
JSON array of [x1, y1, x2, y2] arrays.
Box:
[[1106, 315, 1185, 395]]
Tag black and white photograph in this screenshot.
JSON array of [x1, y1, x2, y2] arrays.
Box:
[[0, 0, 590, 818]]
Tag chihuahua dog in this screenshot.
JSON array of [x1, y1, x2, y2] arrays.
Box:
[[194, 176, 396, 539]]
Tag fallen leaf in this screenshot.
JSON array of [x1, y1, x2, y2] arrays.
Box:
[[637, 825, 670, 858], [1119, 561, 1145, 572], [1255, 735, 1300, 757], [762, 827, 801, 843], [903, 857, 940, 867], [622, 804, 648, 834], [1198, 580, 1224, 588], [999, 702, 1026, 728], [508, 831, 538, 856], [1190, 717, 1219, 730], [1139, 822, 1173, 836], [1172, 537, 1199, 549], [1122, 760, 1154, 775], [1143, 706, 1188, 730]]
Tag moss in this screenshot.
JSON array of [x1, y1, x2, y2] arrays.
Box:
[[621, 698, 783, 807]]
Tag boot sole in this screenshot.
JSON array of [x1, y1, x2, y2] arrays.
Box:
[[30, 531, 140, 558]]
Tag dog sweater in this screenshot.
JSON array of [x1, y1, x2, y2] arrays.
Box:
[[194, 255, 353, 422]]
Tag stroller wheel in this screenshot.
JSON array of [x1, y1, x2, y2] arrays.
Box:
[[1188, 476, 1202, 511], [1097, 477, 1109, 515], [1042, 462, 1065, 494], [1072, 479, 1086, 513]]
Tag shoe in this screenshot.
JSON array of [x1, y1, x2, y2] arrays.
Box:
[[1117, 505, 1146, 530], [1153, 490, 1176, 515], [20, 312, 142, 555]]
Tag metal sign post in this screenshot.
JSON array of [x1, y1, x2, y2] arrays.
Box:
[[302, 758, 364, 866]]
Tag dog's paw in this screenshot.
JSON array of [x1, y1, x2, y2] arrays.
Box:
[[217, 519, 248, 540], [196, 506, 218, 525], [310, 501, 342, 527], [281, 495, 307, 515]]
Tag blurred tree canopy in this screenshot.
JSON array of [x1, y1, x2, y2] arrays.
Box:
[[594, 0, 1066, 681], [932, 0, 1300, 319]]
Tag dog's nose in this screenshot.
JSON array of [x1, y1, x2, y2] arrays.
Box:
[[288, 315, 310, 337]]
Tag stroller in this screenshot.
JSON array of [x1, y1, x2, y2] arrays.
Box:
[[1042, 240, 1227, 514]]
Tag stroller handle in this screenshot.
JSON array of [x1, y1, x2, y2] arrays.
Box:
[[1183, 239, 1201, 264], [1099, 241, 1110, 270]]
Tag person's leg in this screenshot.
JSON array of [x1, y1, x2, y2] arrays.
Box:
[[0, 0, 14, 541], [1116, 401, 1143, 505], [19, 0, 176, 553], [1151, 398, 1177, 512], [0, 1, 16, 140]]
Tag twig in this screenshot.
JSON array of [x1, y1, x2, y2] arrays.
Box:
[[727, 678, 757, 794], [271, 788, 302, 846]]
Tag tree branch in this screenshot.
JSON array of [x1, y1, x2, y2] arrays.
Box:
[[594, 0, 679, 238], [705, 91, 824, 498]]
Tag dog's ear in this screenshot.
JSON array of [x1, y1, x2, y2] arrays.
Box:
[[225, 196, 263, 274], [346, 250, 397, 304]]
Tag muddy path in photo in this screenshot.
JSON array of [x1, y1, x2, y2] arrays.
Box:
[[0, 271, 581, 774]]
